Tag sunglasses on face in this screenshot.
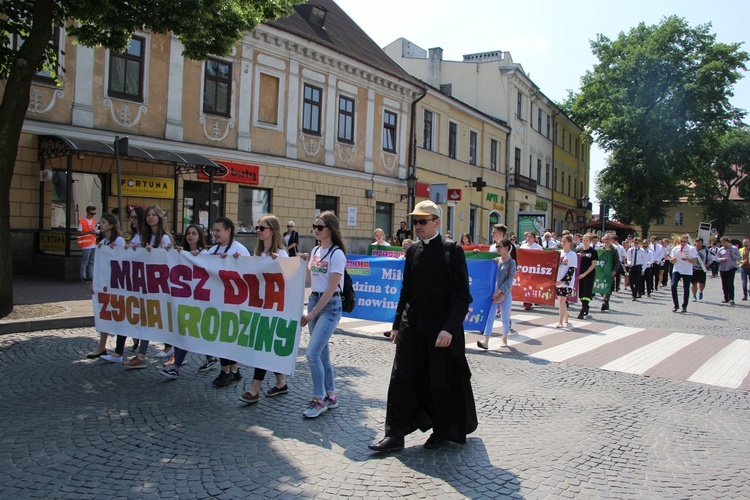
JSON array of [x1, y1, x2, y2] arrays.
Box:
[[412, 218, 437, 226], [312, 224, 327, 231], [255, 226, 270, 232]]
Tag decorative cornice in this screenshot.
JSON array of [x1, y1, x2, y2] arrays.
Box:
[[200, 116, 235, 142], [103, 99, 147, 127], [28, 88, 64, 114], [380, 151, 398, 172], [299, 133, 323, 157], [335, 142, 356, 164]]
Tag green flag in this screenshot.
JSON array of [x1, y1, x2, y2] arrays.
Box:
[[593, 249, 614, 295]]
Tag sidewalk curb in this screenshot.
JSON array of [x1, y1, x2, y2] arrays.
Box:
[[0, 316, 95, 335]]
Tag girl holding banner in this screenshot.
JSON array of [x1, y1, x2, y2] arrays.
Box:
[[208, 217, 251, 387], [87, 213, 126, 359], [123, 205, 175, 369], [158, 224, 211, 378], [477, 238, 516, 350], [239, 214, 291, 404], [300, 211, 346, 419], [555, 235, 578, 328]]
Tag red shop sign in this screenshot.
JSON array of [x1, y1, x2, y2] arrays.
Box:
[[198, 161, 260, 185]]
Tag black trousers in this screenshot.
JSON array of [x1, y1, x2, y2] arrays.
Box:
[[639, 267, 653, 296], [720, 268, 737, 301], [629, 265, 642, 298], [671, 271, 692, 309], [651, 263, 662, 289]]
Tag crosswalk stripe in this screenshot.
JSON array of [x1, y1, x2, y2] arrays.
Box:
[[530, 326, 643, 363], [687, 339, 750, 388], [600, 332, 703, 374]]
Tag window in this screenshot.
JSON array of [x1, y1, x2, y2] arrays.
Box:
[[560, 172, 564, 193], [490, 139, 498, 171], [517, 92, 523, 118], [546, 164, 551, 187], [258, 73, 280, 125], [537, 159, 542, 184], [469, 131, 477, 165], [238, 187, 270, 231], [448, 122, 457, 159], [302, 84, 322, 135], [514, 148, 521, 173], [530, 101, 534, 127], [568, 176, 571, 195], [382, 111, 397, 153], [316, 195, 338, 216], [657, 216, 665, 225], [184, 180, 225, 228], [675, 212, 684, 226], [569, 135, 572, 153], [375, 202, 393, 238], [337, 96, 355, 143], [16, 27, 62, 84], [547, 116, 551, 139], [204, 57, 232, 116], [109, 35, 145, 101], [730, 215, 741, 225], [562, 129, 566, 149], [580, 182, 584, 199], [529, 155, 533, 178], [50, 172, 103, 230], [575, 138, 579, 158], [554, 123, 559, 144], [538, 109, 543, 132], [423, 110, 433, 150]]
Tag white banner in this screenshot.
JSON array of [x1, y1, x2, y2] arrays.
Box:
[[92, 246, 306, 374]]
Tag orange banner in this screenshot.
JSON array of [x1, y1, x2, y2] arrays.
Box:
[[512, 248, 560, 306]]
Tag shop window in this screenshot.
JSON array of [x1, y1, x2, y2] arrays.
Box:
[[237, 187, 270, 233]]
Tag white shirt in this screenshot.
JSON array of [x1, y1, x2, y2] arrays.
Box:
[[671, 244, 698, 275], [615, 244, 627, 263], [209, 240, 250, 256], [639, 248, 654, 269], [650, 243, 664, 263], [309, 245, 346, 293], [627, 246, 645, 267], [542, 239, 557, 249], [100, 235, 126, 247], [521, 241, 543, 250], [556, 250, 578, 289]]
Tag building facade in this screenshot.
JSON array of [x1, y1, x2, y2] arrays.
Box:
[[10, 1, 423, 278]]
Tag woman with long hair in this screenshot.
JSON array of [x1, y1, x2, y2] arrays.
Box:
[[208, 216, 251, 387], [460, 233, 472, 246], [477, 238, 516, 350], [576, 234, 598, 319], [555, 234, 578, 328], [127, 206, 146, 248], [87, 213, 126, 359], [238, 214, 291, 403], [300, 211, 346, 418], [158, 224, 213, 378], [372, 228, 388, 246], [284, 221, 299, 257], [123, 205, 174, 369]]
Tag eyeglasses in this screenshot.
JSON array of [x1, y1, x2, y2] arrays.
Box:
[[287, 225, 293, 228], [312, 224, 327, 231], [255, 226, 270, 232], [679, 240, 688, 243], [129, 215, 138, 220], [412, 218, 437, 226], [88, 212, 96, 215]]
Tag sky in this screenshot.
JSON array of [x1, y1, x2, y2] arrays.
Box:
[[334, 0, 750, 209]]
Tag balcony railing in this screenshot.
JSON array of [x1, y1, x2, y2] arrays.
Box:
[[507, 173, 537, 192]]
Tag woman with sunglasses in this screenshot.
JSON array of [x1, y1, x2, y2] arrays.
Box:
[[87, 213, 126, 359], [237, 214, 291, 403], [284, 221, 299, 257], [300, 211, 346, 418], [477, 238, 516, 350], [158, 224, 214, 378], [123, 205, 175, 369]]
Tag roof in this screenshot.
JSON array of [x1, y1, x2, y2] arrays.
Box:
[[267, 0, 420, 87], [581, 220, 636, 231]]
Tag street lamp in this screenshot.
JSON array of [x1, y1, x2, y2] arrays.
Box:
[[580, 195, 589, 230], [406, 170, 418, 223]]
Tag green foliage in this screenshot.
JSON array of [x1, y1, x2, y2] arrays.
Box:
[[568, 16, 749, 233], [1, 0, 302, 83]]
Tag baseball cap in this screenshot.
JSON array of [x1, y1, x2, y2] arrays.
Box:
[[408, 200, 441, 218]]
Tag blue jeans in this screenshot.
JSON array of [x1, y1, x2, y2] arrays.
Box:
[[306, 294, 341, 398], [483, 293, 512, 337], [80, 248, 95, 280], [741, 268, 750, 298]]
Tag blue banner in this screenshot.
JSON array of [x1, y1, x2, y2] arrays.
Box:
[[344, 255, 497, 333]]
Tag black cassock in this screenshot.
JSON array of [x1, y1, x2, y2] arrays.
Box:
[[385, 236, 478, 443]]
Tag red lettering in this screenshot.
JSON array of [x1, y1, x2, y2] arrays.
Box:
[[220, 270, 247, 305], [110, 294, 126, 322], [169, 265, 192, 298], [110, 260, 132, 290], [126, 296, 140, 325], [193, 266, 211, 301], [242, 274, 263, 308], [98, 292, 112, 320], [131, 262, 147, 293], [262, 273, 285, 311], [146, 264, 170, 294]]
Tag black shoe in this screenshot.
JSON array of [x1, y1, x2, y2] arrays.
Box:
[[424, 433, 448, 450], [476, 340, 488, 350], [213, 371, 233, 388], [266, 384, 289, 397], [86, 350, 107, 359], [368, 436, 404, 452], [631, 297, 637, 301], [232, 369, 242, 383], [672, 307, 679, 313], [681, 307, 687, 313], [383, 331, 393, 338], [577, 311, 585, 319], [132, 339, 139, 351]]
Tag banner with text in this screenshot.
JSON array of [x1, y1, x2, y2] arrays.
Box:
[[512, 248, 560, 306], [593, 248, 615, 295], [344, 256, 497, 333], [367, 244, 405, 258], [92, 247, 306, 374]]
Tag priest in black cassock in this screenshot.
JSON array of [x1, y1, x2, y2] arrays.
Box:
[[369, 200, 477, 452]]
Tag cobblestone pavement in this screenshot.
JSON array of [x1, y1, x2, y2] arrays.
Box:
[[1, 276, 749, 498]]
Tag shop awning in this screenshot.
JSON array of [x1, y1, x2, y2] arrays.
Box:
[[38, 135, 222, 174]]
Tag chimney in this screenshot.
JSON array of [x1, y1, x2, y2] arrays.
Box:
[[428, 47, 443, 88]]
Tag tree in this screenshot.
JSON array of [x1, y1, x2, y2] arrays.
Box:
[[0, 0, 301, 318], [568, 16, 748, 237], [689, 126, 750, 236]]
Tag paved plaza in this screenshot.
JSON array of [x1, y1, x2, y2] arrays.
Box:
[[0, 275, 749, 498]]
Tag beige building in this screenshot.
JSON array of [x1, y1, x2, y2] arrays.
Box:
[[647, 196, 750, 244], [10, 1, 423, 278], [412, 85, 510, 244], [553, 113, 591, 235]]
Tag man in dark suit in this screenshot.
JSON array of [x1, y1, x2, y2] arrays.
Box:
[[369, 200, 477, 452]]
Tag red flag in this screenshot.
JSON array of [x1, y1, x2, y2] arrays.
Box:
[[512, 249, 560, 306]]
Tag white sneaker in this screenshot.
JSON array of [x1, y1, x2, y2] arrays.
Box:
[[100, 354, 123, 363], [303, 398, 327, 418], [155, 347, 175, 358]]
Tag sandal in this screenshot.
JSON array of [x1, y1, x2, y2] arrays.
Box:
[[556, 323, 563, 328]]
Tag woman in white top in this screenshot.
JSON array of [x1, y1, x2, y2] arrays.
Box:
[[208, 217, 252, 388], [300, 211, 346, 418], [555, 234, 578, 329], [238, 214, 291, 403], [373, 228, 389, 246], [87, 213, 126, 359], [158, 224, 211, 378], [123, 205, 174, 369]]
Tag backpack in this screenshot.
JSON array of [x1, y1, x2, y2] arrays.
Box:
[[314, 245, 356, 313]]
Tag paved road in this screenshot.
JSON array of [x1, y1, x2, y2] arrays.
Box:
[[0, 276, 749, 498]]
